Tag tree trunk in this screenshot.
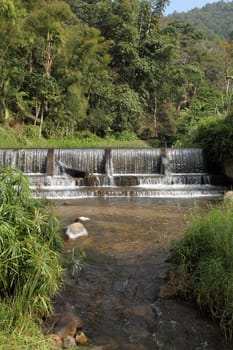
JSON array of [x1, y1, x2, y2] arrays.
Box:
[[45, 35, 53, 78], [39, 107, 44, 138], [153, 96, 158, 137]]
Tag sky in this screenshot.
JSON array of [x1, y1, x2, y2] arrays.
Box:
[[164, 0, 222, 15]]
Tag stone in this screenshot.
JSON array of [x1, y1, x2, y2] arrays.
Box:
[[48, 334, 63, 348], [223, 191, 233, 202], [65, 222, 88, 240], [44, 313, 83, 339], [131, 304, 155, 321], [37, 181, 43, 189], [63, 335, 76, 349], [75, 331, 88, 344], [158, 284, 174, 298]]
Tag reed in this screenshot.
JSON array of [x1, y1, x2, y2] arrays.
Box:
[[168, 201, 233, 341], [0, 167, 64, 321]]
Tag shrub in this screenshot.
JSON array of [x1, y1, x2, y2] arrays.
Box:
[[187, 112, 233, 162], [168, 201, 233, 341], [0, 167, 63, 319], [116, 130, 139, 141], [25, 125, 40, 138]]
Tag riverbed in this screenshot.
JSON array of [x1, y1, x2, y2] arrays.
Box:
[[54, 197, 232, 350]]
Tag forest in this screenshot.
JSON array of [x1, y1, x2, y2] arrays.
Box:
[[1, 0, 233, 149], [168, 0, 233, 39]]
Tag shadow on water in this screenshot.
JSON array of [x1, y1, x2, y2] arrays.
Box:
[[54, 198, 233, 350]]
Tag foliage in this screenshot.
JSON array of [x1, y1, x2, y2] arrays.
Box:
[[177, 111, 233, 163], [0, 126, 148, 148], [0, 0, 232, 147], [168, 201, 233, 341], [0, 127, 27, 148], [166, 1, 233, 40], [25, 125, 41, 138], [115, 130, 139, 141], [0, 167, 63, 318]]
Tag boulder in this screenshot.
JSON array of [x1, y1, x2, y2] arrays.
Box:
[[75, 331, 89, 345], [223, 191, 233, 202], [65, 222, 88, 240], [43, 313, 83, 339], [64, 217, 90, 241], [48, 334, 63, 348], [63, 336, 76, 349]]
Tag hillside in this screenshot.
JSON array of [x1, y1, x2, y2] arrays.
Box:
[[166, 1, 233, 39], [0, 0, 233, 148]]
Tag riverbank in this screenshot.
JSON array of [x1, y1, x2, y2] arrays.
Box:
[[0, 127, 148, 149]]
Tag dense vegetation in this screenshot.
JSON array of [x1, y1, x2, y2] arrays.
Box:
[[1, 0, 233, 151], [167, 1, 233, 40], [184, 111, 233, 163], [0, 167, 63, 349], [168, 201, 233, 341], [0, 126, 148, 148]]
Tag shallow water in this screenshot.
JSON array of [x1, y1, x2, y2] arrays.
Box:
[[54, 198, 232, 350]]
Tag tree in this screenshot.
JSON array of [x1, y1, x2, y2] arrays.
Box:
[[0, 0, 26, 122], [19, 2, 76, 135]]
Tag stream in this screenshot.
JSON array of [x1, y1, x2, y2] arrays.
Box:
[[54, 197, 233, 350]]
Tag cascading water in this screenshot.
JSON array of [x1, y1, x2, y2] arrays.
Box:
[[0, 148, 47, 173], [105, 148, 114, 186], [166, 148, 206, 173], [111, 148, 161, 174], [0, 148, 229, 198], [55, 148, 105, 174]]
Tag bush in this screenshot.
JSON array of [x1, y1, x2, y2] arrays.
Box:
[[0, 127, 27, 148], [25, 125, 40, 138], [116, 130, 139, 141], [168, 202, 233, 341], [0, 167, 63, 319], [184, 111, 233, 162]]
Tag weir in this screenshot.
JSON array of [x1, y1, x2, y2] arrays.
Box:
[[0, 148, 229, 198]]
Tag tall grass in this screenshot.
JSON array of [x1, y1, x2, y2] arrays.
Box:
[[0, 167, 64, 322], [0, 302, 56, 350], [168, 201, 233, 341]]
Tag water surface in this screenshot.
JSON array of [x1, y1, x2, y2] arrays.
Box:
[[54, 198, 232, 350]]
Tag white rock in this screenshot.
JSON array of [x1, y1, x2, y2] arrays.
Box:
[[65, 222, 88, 240], [78, 216, 90, 222]]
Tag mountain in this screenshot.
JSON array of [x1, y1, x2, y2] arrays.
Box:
[[166, 1, 233, 39]]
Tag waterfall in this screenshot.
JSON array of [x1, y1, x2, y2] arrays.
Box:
[[166, 148, 206, 173], [111, 148, 161, 174], [54, 148, 105, 174], [0, 149, 47, 173], [105, 149, 114, 185], [0, 148, 229, 198]]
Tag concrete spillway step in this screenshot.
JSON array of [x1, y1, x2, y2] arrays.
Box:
[[32, 185, 225, 199]]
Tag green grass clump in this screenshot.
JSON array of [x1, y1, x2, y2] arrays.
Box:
[[0, 167, 64, 322], [0, 303, 56, 350], [168, 202, 233, 341], [0, 167, 64, 348]]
